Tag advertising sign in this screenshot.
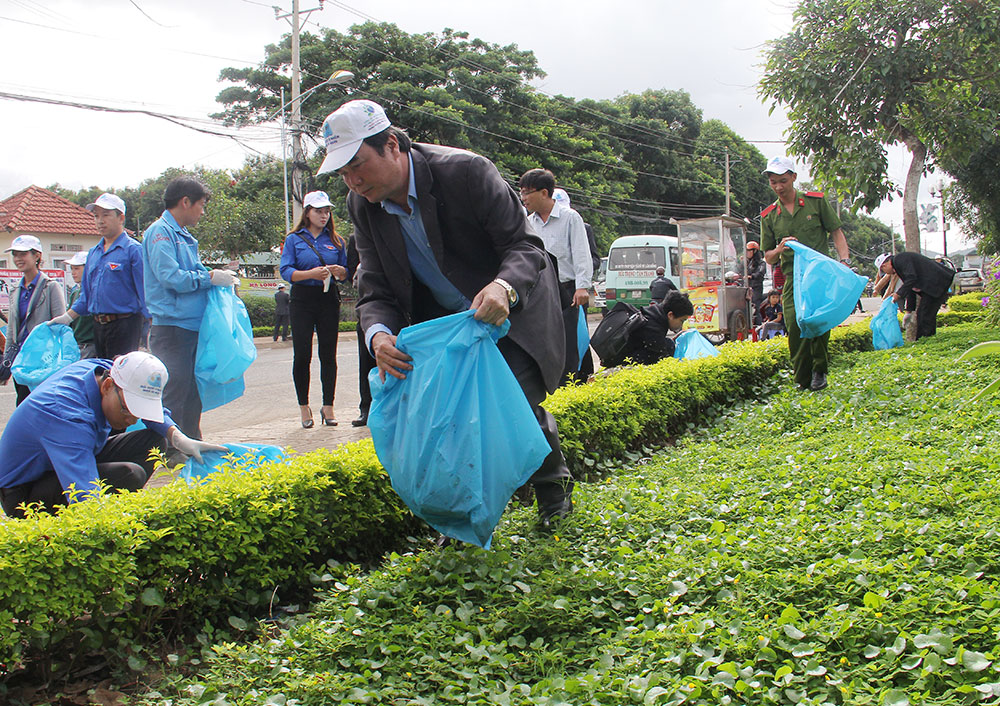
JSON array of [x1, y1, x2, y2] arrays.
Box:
[[685, 285, 720, 331], [0, 269, 67, 315]]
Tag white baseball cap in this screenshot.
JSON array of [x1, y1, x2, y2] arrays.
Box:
[[5, 234, 43, 252], [763, 156, 797, 175], [553, 188, 571, 208], [86, 193, 126, 215], [66, 251, 88, 266], [317, 100, 392, 175], [110, 352, 168, 423], [303, 190, 334, 209], [874, 253, 891, 270]]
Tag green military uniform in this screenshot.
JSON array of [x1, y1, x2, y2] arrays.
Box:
[[760, 191, 842, 389], [67, 285, 96, 358]]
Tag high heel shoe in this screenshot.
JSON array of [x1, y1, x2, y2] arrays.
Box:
[[320, 409, 338, 426], [300, 408, 314, 429]]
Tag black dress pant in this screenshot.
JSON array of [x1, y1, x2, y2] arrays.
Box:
[[273, 314, 290, 341], [558, 281, 594, 385], [0, 428, 164, 518], [356, 322, 375, 415], [94, 312, 143, 359], [915, 291, 948, 339], [149, 325, 202, 440], [289, 284, 340, 407]]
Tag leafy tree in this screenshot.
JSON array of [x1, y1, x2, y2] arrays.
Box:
[[694, 120, 773, 224], [759, 0, 1000, 252]]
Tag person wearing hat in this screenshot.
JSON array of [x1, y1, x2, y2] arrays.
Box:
[[64, 251, 96, 358], [745, 240, 767, 323], [279, 190, 350, 428], [273, 283, 290, 342], [49, 193, 149, 359], [0, 352, 225, 518], [319, 99, 571, 531], [875, 252, 955, 340], [142, 176, 238, 446], [1, 235, 67, 405], [759, 157, 850, 391]]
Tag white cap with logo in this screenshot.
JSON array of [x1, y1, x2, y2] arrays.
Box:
[[317, 100, 392, 175], [86, 193, 126, 214], [110, 352, 169, 423], [66, 251, 88, 266], [552, 188, 571, 209], [763, 156, 797, 175], [874, 253, 891, 271], [303, 190, 334, 209], [5, 234, 43, 252]]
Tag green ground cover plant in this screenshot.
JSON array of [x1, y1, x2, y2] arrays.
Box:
[[132, 325, 1000, 705]]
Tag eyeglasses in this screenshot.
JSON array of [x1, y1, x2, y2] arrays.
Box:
[[519, 189, 538, 198], [115, 386, 136, 421]]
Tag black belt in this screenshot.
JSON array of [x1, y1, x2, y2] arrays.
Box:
[[94, 313, 133, 324]]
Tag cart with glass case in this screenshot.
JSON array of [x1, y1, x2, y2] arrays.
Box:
[[673, 215, 753, 342]]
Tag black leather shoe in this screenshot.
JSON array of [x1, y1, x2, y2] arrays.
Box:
[[538, 498, 573, 532], [810, 372, 828, 391], [435, 534, 454, 548], [351, 413, 368, 427]]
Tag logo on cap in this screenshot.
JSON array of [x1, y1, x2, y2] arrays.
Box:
[[140, 372, 163, 395]]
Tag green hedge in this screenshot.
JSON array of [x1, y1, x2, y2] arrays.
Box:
[[241, 294, 358, 329], [251, 321, 356, 338], [948, 291, 988, 313], [0, 321, 874, 680], [0, 444, 420, 676], [939, 310, 985, 327]]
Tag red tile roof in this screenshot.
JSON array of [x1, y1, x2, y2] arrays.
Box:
[[0, 185, 99, 236]]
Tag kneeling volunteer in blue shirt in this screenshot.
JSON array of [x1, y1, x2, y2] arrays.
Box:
[[0, 352, 225, 518]]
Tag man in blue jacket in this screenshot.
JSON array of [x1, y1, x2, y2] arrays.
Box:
[[0, 352, 224, 518], [50, 193, 150, 357], [142, 176, 238, 443]]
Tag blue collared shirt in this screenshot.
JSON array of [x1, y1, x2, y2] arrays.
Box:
[[72, 232, 149, 318], [280, 227, 348, 286], [366, 156, 470, 351], [0, 359, 175, 501], [17, 272, 40, 324], [141, 210, 211, 331]]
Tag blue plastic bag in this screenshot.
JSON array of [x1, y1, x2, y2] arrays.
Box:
[[577, 306, 590, 369], [180, 443, 285, 483], [195, 287, 257, 412], [673, 329, 720, 360], [368, 310, 551, 549], [12, 323, 80, 389], [787, 241, 868, 339], [870, 297, 904, 350]]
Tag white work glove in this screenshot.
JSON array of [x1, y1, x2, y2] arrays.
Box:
[[170, 429, 227, 463], [49, 312, 74, 326], [210, 269, 238, 287]]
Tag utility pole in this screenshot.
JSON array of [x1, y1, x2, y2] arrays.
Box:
[[938, 182, 948, 259], [724, 147, 731, 216], [275, 0, 324, 226]]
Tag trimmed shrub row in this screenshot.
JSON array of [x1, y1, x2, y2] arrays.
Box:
[[948, 291, 988, 312], [0, 321, 874, 678], [251, 321, 356, 338]]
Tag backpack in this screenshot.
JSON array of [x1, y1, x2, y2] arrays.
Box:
[[589, 301, 642, 367]]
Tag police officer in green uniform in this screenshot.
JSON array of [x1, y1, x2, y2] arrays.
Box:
[[759, 157, 850, 391]]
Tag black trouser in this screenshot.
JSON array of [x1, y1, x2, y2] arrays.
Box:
[[149, 324, 202, 440], [0, 428, 164, 518], [558, 281, 594, 385], [915, 291, 948, 339], [14, 382, 30, 406], [273, 314, 290, 341], [289, 284, 340, 407], [497, 337, 573, 516], [94, 312, 143, 359], [357, 322, 375, 415], [750, 286, 764, 325]]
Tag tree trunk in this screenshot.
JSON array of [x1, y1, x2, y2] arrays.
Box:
[[901, 133, 927, 252]]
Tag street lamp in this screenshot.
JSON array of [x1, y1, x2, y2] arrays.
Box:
[[269, 69, 354, 233], [929, 181, 948, 259]]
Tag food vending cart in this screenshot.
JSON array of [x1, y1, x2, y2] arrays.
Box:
[[674, 215, 753, 342]]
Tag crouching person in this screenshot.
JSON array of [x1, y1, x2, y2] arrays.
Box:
[[625, 291, 694, 364], [0, 352, 225, 518]]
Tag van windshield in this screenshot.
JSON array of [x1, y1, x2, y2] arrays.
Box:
[[609, 247, 665, 271]]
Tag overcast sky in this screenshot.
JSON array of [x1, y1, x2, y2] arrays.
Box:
[[0, 0, 960, 249]]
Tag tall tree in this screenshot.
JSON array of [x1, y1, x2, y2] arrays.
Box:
[[759, 0, 1000, 251]]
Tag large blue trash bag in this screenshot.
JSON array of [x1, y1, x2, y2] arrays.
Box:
[[577, 306, 590, 369], [195, 287, 257, 412], [787, 241, 867, 338], [367, 310, 551, 549], [180, 443, 285, 483], [12, 323, 80, 389], [673, 329, 720, 360], [870, 297, 904, 350]]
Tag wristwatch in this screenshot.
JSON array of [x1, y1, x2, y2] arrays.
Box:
[[493, 278, 518, 306]]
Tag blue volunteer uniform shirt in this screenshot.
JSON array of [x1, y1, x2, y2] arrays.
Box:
[[141, 210, 211, 331], [0, 359, 175, 501], [279, 227, 348, 285], [71, 231, 150, 318], [18, 272, 41, 324]]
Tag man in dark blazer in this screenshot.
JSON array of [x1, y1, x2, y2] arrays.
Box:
[[273, 284, 290, 342], [317, 99, 572, 530], [876, 251, 955, 340]]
